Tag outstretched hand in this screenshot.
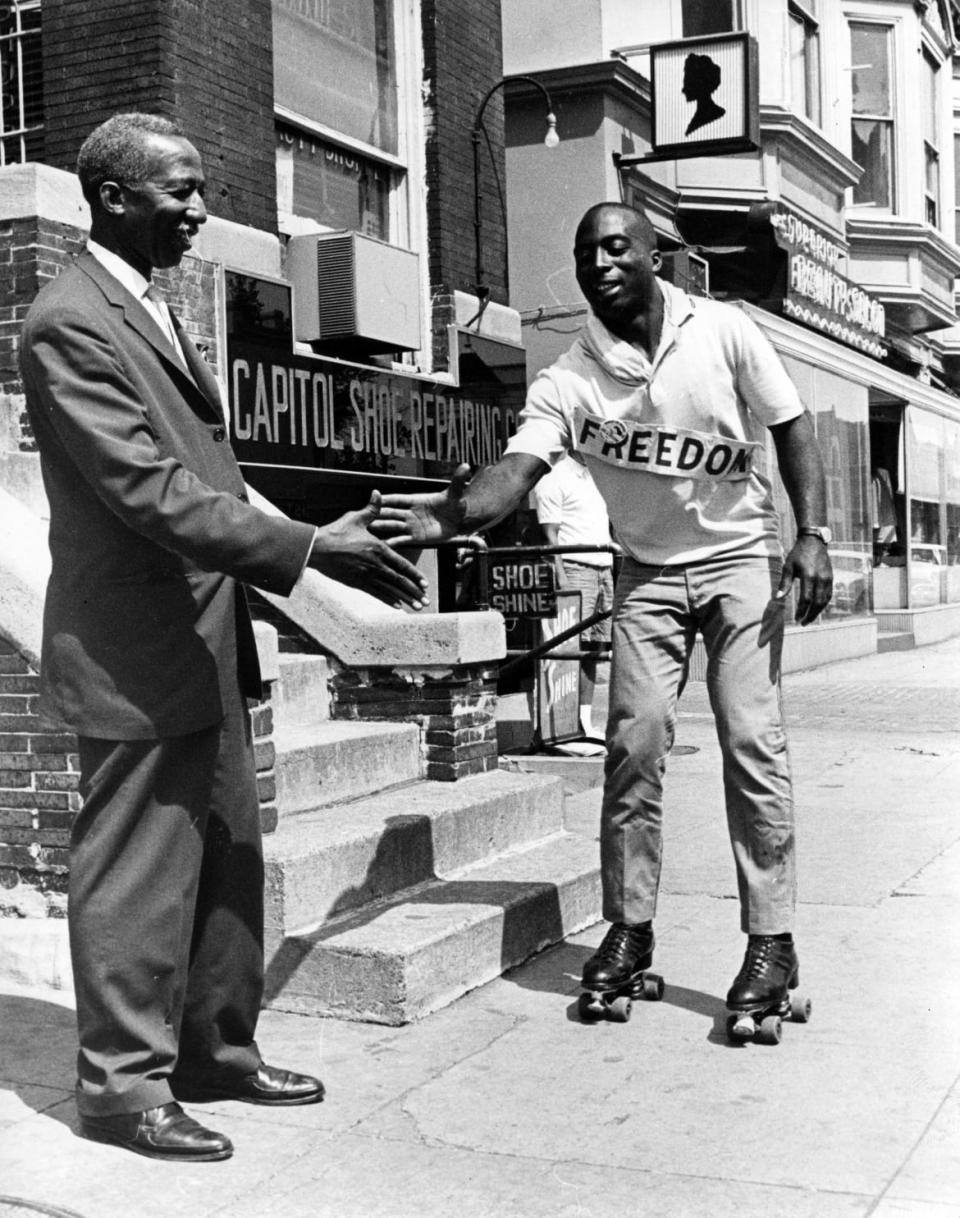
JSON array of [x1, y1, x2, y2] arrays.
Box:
[[308, 490, 430, 610], [777, 536, 833, 625], [370, 462, 473, 545]]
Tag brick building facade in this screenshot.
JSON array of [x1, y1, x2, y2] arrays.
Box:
[[0, 0, 515, 911]]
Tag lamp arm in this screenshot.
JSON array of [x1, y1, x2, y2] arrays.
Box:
[[471, 75, 557, 302], [472, 74, 555, 132]]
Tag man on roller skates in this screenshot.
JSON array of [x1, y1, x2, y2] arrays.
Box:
[[373, 202, 832, 1038]]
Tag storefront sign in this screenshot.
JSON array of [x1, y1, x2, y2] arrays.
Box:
[[770, 208, 886, 359], [227, 340, 520, 480], [649, 33, 759, 160], [488, 558, 557, 618]]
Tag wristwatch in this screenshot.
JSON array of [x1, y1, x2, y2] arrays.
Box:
[[798, 526, 832, 545]]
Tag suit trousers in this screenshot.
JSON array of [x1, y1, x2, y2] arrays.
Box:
[[69, 678, 264, 1117], [600, 555, 796, 935]]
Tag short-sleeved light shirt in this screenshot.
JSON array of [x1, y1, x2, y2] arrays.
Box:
[[532, 454, 613, 568], [506, 280, 804, 566]]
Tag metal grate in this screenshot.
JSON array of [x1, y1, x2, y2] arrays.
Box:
[[315, 235, 357, 338]]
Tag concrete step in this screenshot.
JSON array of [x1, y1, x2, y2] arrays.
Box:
[[263, 768, 565, 943], [274, 719, 422, 816], [877, 630, 916, 653], [263, 827, 601, 1025], [274, 653, 332, 731]]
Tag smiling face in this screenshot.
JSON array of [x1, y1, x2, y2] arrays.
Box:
[[574, 205, 662, 331], [99, 133, 207, 276]]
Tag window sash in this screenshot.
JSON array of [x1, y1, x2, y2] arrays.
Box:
[[0, 0, 42, 165], [925, 143, 940, 226], [681, 0, 741, 37], [849, 22, 895, 211], [788, 2, 821, 126], [851, 117, 894, 209]]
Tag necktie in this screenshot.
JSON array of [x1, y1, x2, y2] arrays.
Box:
[[143, 284, 185, 362]]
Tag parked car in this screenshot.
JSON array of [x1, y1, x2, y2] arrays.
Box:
[[909, 543, 945, 606], [829, 549, 872, 615]]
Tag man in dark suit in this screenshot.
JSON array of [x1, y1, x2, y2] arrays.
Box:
[[20, 112, 429, 1162]]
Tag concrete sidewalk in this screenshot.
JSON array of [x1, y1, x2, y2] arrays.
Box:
[[1, 639, 958, 1218]]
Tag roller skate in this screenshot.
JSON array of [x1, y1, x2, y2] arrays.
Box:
[[725, 934, 811, 1045], [578, 921, 664, 1023]]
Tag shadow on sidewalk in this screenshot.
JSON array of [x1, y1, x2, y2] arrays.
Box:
[[0, 993, 76, 1126], [504, 940, 730, 1038]]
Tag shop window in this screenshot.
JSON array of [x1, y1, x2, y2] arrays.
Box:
[[850, 22, 895, 211], [946, 420, 960, 602], [272, 0, 397, 156], [0, 0, 42, 166], [907, 410, 946, 606], [772, 356, 873, 621], [788, 1, 821, 127], [276, 124, 391, 239], [681, 0, 741, 37], [922, 48, 941, 228], [271, 0, 411, 244]]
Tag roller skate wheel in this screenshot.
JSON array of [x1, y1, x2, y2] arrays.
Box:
[[641, 973, 665, 1001], [608, 995, 633, 1022], [790, 992, 812, 1023], [578, 992, 604, 1021], [727, 1012, 755, 1042], [757, 1014, 783, 1044]]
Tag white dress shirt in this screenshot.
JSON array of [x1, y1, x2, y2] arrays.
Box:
[[87, 240, 185, 365]]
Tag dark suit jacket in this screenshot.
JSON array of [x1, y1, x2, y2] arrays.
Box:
[[20, 251, 316, 740]]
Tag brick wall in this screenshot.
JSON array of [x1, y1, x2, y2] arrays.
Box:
[[0, 213, 220, 408], [0, 218, 264, 907], [0, 217, 86, 397], [422, 0, 508, 305], [0, 633, 282, 914], [0, 637, 76, 917], [330, 663, 500, 781], [40, 0, 277, 233]]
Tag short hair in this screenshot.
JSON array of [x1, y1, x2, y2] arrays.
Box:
[[576, 202, 658, 250], [77, 112, 184, 206]]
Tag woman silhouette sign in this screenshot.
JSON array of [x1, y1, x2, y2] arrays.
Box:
[[683, 52, 726, 135]]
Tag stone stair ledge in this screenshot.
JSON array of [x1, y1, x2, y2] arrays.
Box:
[[274, 653, 333, 731], [263, 769, 566, 939], [263, 829, 601, 1025], [274, 718, 422, 815]]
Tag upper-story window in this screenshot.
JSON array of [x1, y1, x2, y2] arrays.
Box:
[[850, 21, 895, 210], [922, 47, 941, 227], [0, 0, 42, 165], [681, 0, 741, 37], [789, 0, 821, 126], [272, 0, 411, 243], [953, 132, 960, 242]]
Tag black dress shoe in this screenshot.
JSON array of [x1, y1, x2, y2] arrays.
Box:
[[79, 1102, 233, 1161], [172, 1062, 325, 1107]]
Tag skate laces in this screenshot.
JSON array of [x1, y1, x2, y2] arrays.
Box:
[[596, 923, 645, 963], [739, 936, 781, 981]]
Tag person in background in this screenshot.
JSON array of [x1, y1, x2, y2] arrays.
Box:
[[372, 201, 832, 1022], [533, 453, 615, 744], [20, 112, 427, 1162]]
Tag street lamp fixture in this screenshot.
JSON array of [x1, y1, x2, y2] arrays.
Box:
[[471, 75, 559, 304]]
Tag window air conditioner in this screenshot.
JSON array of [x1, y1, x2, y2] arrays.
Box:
[[287, 231, 422, 353]]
